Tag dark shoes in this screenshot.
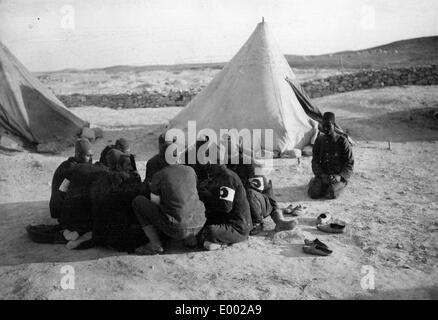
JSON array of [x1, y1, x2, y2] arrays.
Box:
[[26, 224, 67, 244], [317, 221, 346, 234], [316, 213, 332, 225], [303, 238, 332, 256]]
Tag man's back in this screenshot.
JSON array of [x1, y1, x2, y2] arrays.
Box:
[[145, 153, 167, 184], [151, 165, 206, 229], [50, 157, 78, 219], [202, 166, 252, 234]]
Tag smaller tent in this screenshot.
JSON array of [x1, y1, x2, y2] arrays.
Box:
[[0, 41, 89, 150]]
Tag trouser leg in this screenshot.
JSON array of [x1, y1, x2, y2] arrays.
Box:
[[131, 195, 163, 251], [202, 224, 248, 245], [325, 181, 347, 199], [246, 188, 269, 225], [132, 195, 160, 227], [308, 177, 328, 199]]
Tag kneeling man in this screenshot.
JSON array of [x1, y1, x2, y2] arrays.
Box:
[[308, 112, 354, 199], [132, 162, 206, 255]]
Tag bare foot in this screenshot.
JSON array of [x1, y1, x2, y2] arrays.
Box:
[[66, 231, 92, 250], [274, 219, 298, 232]]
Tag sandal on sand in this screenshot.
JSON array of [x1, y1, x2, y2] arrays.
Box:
[[304, 238, 329, 249], [284, 204, 306, 216], [317, 221, 346, 234], [316, 213, 331, 225], [303, 244, 333, 256], [26, 224, 67, 244], [134, 243, 164, 255], [203, 241, 222, 251]]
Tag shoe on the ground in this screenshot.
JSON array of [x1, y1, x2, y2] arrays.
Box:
[[26, 224, 67, 244], [203, 241, 222, 251], [284, 204, 306, 216], [317, 221, 346, 234], [303, 244, 333, 256], [316, 213, 331, 225], [304, 238, 329, 249]]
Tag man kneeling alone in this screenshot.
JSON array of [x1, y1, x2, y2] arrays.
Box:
[[308, 112, 354, 199]]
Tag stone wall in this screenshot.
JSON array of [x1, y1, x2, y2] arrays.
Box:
[[301, 65, 438, 98], [58, 88, 202, 109], [57, 65, 438, 109]]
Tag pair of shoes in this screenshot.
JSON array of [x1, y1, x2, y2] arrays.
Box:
[[284, 204, 306, 216], [249, 222, 264, 236], [26, 224, 67, 244], [134, 243, 164, 255], [317, 220, 346, 234], [203, 241, 222, 251], [316, 213, 331, 225], [315, 213, 346, 233], [304, 238, 328, 249], [303, 238, 332, 256]]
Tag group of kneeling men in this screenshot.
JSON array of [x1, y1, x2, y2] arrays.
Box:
[[42, 112, 353, 254]]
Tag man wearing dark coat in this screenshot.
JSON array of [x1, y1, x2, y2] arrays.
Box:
[[308, 112, 354, 199], [198, 162, 252, 248], [49, 138, 93, 220], [144, 133, 174, 185], [98, 138, 138, 176], [226, 142, 297, 235]]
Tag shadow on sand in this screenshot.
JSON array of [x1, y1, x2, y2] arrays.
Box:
[[0, 201, 199, 267], [342, 108, 438, 142]]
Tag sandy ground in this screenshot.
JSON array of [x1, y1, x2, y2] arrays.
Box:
[[0, 85, 437, 299]]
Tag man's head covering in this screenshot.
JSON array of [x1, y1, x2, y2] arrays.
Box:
[[115, 138, 130, 153], [322, 112, 336, 124], [75, 138, 92, 156], [158, 132, 177, 158], [106, 149, 131, 171]]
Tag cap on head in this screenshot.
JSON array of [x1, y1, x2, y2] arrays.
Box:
[[115, 138, 130, 153], [322, 112, 335, 124], [106, 148, 130, 171], [75, 138, 92, 156]]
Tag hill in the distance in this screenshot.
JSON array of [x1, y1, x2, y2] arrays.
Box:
[[286, 36, 438, 69], [38, 36, 438, 76]]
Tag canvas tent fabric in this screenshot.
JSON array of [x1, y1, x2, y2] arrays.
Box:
[[168, 21, 318, 155], [0, 41, 88, 147]]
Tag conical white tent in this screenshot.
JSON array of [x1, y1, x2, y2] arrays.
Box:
[[168, 21, 317, 155], [0, 41, 88, 148]]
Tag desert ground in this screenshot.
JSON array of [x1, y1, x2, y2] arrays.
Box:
[[0, 85, 437, 300]]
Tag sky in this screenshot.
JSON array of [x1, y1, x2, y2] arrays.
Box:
[[1, 0, 437, 72]]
